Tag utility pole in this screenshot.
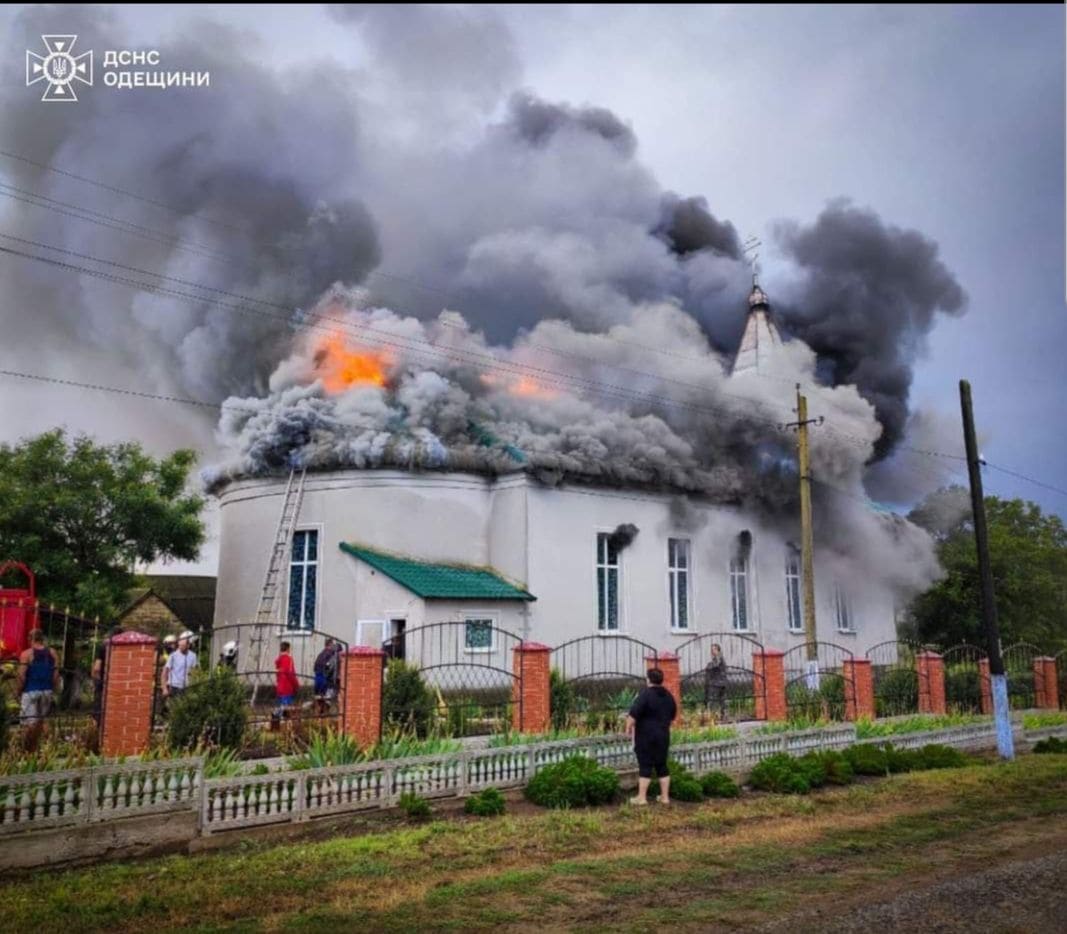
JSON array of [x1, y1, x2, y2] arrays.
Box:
[[785, 385, 823, 662], [959, 380, 1014, 760]]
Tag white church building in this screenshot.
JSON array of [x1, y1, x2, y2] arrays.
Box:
[[213, 286, 899, 677]]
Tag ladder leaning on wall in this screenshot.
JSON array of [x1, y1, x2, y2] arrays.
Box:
[[248, 466, 307, 705]]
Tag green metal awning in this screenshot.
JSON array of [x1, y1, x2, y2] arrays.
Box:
[[339, 542, 536, 601]]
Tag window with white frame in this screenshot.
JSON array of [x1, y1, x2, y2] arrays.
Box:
[[668, 538, 691, 630], [833, 583, 855, 633], [729, 555, 749, 631], [596, 533, 620, 631], [287, 529, 318, 631], [785, 546, 803, 632], [464, 616, 495, 652]]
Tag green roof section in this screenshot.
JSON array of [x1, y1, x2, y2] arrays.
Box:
[[339, 542, 536, 602]]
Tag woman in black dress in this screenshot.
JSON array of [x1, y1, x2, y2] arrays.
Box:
[[625, 668, 678, 805]]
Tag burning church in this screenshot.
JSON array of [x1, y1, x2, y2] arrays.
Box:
[[209, 280, 940, 666]]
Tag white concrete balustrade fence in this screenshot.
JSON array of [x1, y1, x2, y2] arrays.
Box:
[[3, 723, 1066, 838], [0, 757, 202, 834]]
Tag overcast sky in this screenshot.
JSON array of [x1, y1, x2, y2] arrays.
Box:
[[1, 4, 1064, 576]]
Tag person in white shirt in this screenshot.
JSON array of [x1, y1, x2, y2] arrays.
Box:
[[162, 632, 199, 698]]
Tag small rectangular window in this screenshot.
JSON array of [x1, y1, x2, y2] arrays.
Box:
[[464, 618, 495, 652]]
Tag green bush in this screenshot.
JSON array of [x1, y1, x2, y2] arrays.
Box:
[[398, 792, 431, 821], [550, 669, 576, 731], [884, 744, 923, 774], [167, 669, 248, 750], [524, 755, 620, 809], [917, 744, 969, 769], [464, 787, 506, 817], [1032, 736, 1067, 754], [799, 750, 854, 787], [795, 752, 828, 788], [383, 661, 436, 738], [649, 759, 703, 802], [844, 743, 889, 776], [875, 668, 919, 717], [701, 770, 741, 798], [747, 753, 812, 795]]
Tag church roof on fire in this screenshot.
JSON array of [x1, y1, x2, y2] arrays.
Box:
[[339, 542, 537, 601]]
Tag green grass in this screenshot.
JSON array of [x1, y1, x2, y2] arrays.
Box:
[[753, 716, 833, 734], [854, 713, 989, 739], [672, 725, 739, 743], [1023, 711, 1067, 730], [4, 756, 1066, 932]]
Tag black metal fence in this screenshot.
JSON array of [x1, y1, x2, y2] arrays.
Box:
[[551, 635, 658, 731], [782, 642, 855, 721], [865, 640, 934, 718], [941, 644, 987, 713], [675, 632, 765, 722], [1003, 642, 1042, 711], [381, 621, 522, 737]]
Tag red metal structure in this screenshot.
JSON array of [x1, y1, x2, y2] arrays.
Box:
[[0, 561, 39, 660]]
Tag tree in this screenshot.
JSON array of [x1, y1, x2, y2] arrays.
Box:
[[906, 487, 1067, 650], [0, 430, 205, 619]]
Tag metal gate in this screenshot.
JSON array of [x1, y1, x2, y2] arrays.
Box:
[[1003, 643, 1042, 710], [153, 623, 350, 746], [782, 642, 855, 722], [381, 621, 522, 737], [865, 640, 933, 718], [10, 603, 101, 753], [675, 632, 765, 722], [551, 635, 658, 731], [942, 644, 986, 713]]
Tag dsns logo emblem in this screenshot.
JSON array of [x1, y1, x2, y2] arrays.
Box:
[[26, 35, 93, 102]]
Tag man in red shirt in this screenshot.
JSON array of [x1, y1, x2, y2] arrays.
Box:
[[274, 641, 300, 719]]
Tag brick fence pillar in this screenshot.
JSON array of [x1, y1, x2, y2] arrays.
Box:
[[646, 652, 681, 712], [916, 652, 947, 715], [753, 650, 787, 722], [843, 658, 875, 721], [341, 646, 384, 749], [978, 657, 993, 715], [101, 631, 158, 758], [1033, 657, 1059, 710], [512, 642, 551, 733]]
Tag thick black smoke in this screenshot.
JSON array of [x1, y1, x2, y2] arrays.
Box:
[[773, 200, 967, 457], [507, 91, 638, 156], [656, 194, 742, 259]]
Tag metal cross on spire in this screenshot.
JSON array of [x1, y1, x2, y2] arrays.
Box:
[[742, 235, 762, 287]]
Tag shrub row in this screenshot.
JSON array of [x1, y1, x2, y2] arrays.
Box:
[[749, 742, 969, 794]]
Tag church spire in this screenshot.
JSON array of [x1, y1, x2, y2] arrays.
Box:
[[732, 282, 782, 375]]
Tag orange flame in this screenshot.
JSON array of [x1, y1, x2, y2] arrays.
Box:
[[314, 334, 390, 393], [479, 372, 559, 400]]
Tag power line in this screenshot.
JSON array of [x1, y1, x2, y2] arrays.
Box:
[[0, 367, 258, 415], [0, 147, 253, 237], [982, 462, 1067, 500], [0, 240, 790, 428], [0, 183, 234, 265]]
